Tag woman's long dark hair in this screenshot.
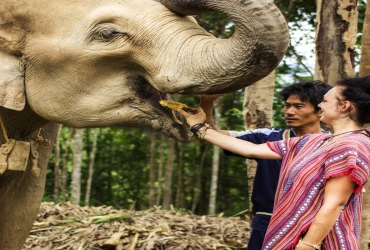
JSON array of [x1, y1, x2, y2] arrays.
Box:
[[337, 76, 370, 125]]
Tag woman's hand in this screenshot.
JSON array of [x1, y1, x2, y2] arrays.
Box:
[[177, 107, 206, 127]]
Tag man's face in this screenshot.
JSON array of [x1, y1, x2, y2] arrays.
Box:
[[283, 95, 321, 128]]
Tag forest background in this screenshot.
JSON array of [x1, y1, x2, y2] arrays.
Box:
[[44, 0, 368, 217]]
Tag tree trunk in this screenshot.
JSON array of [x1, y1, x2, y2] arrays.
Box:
[[156, 134, 166, 206], [53, 125, 62, 202], [70, 128, 84, 205], [359, 1, 370, 77], [149, 132, 157, 207], [359, 1, 370, 248], [61, 127, 74, 201], [162, 138, 175, 209], [315, 0, 358, 85], [175, 142, 185, 209], [244, 71, 275, 220], [85, 128, 99, 206], [208, 98, 222, 215], [191, 143, 210, 213]]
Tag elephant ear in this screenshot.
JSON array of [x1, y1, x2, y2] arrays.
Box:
[[0, 6, 26, 111], [0, 51, 25, 111]]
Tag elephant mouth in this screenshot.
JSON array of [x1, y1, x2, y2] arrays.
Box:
[[128, 75, 188, 141], [155, 94, 189, 140]]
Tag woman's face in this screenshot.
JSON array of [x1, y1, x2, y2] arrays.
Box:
[[317, 86, 344, 124]]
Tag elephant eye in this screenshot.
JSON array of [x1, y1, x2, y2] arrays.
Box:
[[94, 27, 127, 41]]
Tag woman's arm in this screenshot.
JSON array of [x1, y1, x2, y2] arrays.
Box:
[[296, 175, 356, 250], [178, 107, 281, 160], [201, 128, 281, 159]]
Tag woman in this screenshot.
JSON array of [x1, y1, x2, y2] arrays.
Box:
[[178, 76, 370, 249]]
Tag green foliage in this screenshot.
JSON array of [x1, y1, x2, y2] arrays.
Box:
[[272, 79, 288, 129], [88, 128, 150, 209]]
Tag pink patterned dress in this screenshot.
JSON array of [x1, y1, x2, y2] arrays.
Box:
[[263, 131, 370, 249]]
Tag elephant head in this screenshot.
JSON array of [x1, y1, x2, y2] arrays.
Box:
[[0, 1, 288, 249], [0, 0, 288, 142]]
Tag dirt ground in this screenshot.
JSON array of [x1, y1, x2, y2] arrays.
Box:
[[23, 202, 251, 250]]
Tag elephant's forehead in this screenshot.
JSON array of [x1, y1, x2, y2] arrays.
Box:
[[9, 0, 160, 34]]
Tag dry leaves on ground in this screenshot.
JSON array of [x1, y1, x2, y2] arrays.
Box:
[[23, 202, 250, 250]]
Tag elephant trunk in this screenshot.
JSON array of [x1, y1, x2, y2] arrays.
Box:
[[158, 0, 289, 94]]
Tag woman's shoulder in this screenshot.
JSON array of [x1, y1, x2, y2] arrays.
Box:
[[329, 132, 370, 154], [301, 133, 331, 141]]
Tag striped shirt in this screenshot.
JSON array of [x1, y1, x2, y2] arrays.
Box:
[[263, 131, 370, 249], [226, 128, 296, 216]]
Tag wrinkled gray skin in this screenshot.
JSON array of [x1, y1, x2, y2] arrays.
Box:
[[0, 0, 288, 248]]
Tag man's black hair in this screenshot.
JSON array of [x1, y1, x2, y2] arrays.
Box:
[[279, 80, 332, 113]]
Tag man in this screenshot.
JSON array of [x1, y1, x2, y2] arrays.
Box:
[[199, 81, 332, 249]]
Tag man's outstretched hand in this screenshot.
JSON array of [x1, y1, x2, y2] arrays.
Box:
[[200, 94, 222, 106]]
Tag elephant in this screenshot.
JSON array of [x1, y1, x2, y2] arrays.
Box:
[[0, 0, 288, 249]]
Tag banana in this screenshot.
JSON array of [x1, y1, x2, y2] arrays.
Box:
[[159, 100, 189, 110], [159, 100, 190, 125]]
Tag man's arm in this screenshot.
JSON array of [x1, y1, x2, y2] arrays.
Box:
[[199, 94, 229, 135]]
